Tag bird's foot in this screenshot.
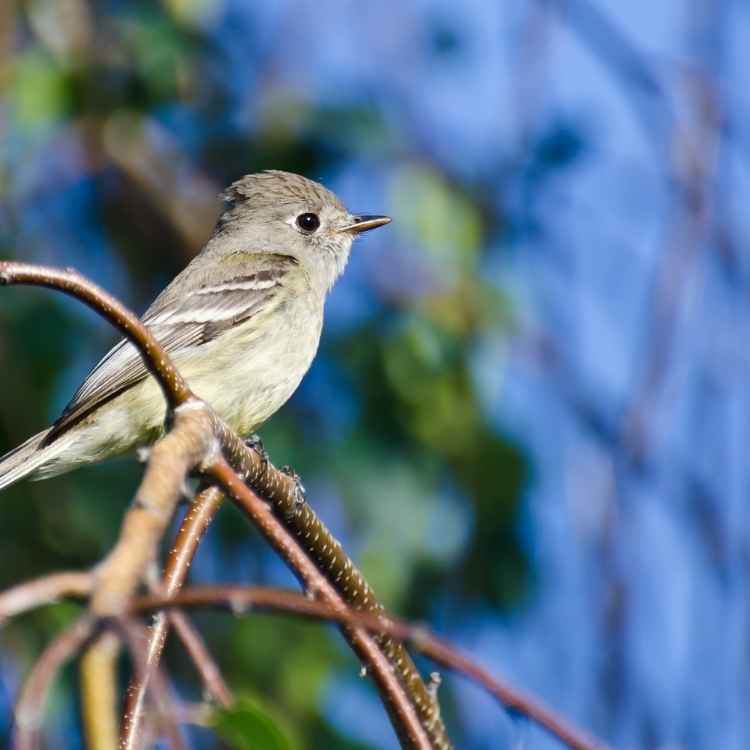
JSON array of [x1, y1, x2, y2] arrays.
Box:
[[244, 432, 269, 470], [280, 464, 307, 518]]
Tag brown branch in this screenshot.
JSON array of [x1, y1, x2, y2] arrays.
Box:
[[167, 609, 232, 707], [121, 485, 230, 749], [0, 565, 232, 723], [0, 564, 607, 749], [0, 262, 191, 409], [1, 261, 438, 748], [0, 568, 116, 749], [89, 405, 216, 617], [11, 614, 188, 750], [0, 571, 92, 623], [130, 585, 609, 750], [13, 617, 94, 750], [212, 420, 450, 746], [116, 618, 186, 750], [207, 457, 434, 749]]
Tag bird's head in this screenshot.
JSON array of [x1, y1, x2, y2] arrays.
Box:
[[215, 170, 390, 290]]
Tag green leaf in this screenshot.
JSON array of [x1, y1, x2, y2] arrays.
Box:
[[212, 697, 297, 750]]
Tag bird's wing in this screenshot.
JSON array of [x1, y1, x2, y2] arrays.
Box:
[[43, 253, 300, 444]]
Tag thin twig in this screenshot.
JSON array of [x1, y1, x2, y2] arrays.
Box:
[[10, 613, 189, 750], [116, 618, 185, 750], [619, 71, 721, 464], [539, 0, 673, 145], [13, 617, 95, 750], [167, 609, 233, 707], [130, 585, 609, 750], [0, 262, 191, 408], [0, 571, 92, 623], [121, 485, 229, 749]]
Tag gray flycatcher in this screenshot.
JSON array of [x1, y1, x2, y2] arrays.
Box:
[[0, 170, 390, 490]]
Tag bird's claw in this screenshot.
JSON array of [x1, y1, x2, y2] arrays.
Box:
[[244, 432, 269, 469], [280, 464, 306, 517]]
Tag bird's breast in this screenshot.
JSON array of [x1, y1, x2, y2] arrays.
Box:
[[180, 295, 325, 435]]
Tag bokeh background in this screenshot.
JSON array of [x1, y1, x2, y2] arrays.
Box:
[[0, 1, 747, 748]]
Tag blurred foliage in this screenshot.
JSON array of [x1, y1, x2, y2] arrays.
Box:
[[212, 696, 298, 750], [0, 2, 536, 749]]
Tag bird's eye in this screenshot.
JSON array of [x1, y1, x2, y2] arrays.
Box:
[[296, 212, 321, 233]]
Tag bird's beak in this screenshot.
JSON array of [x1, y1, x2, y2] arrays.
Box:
[[337, 215, 391, 234]]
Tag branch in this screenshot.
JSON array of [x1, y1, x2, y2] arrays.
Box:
[[1, 261, 437, 748], [12, 614, 187, 750], [121, 485, 230, 749], [207, 457, 434, 749], [212, 420, 449, 745], [5, 574, 608, 750], [13, 617, 94, 750], [116, 618, 186, 750], [0, 262, 191, 409], [539, 0, 673, 145], [167, 609, 232, 707], [80, 632, 120, 750], [130, 585, 609, 750], [0, 572, 92, 623]]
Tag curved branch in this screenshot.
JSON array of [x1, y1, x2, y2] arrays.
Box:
[[13, 617, 94, 750], [132, 585, 609, 750], [121, 485, 230, 750], [0, 261, 192, 409], [0, 262, 443, 747], [212, 419, 449, 746], [207, 457, 433, 749]]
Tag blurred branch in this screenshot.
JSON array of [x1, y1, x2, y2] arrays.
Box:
[[13, 617, 94, 750], [513, 1, 553, 149], [517, 6, 723, 469], [80, 632, 120, 750], [0, 571, 92, 623], [116, 618, 186, 750], [101, 113, 221, 258], [11, 612, 186, 750], [121, 485, 230, 749], [167, 609, 233, 706], [539, 0, 673, 144], [619, 33, 723, 464], [131, 585, 610, 750]]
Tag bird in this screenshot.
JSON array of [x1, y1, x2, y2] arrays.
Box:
[[0, 170, 390, 490]]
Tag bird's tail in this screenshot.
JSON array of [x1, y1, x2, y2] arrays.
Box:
[[0, 429, 63, 492]]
